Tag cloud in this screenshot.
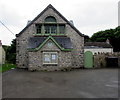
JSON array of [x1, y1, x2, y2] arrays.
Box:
[[70, 1, 117, 26], [0, 26, 15, 45], [67, 1, 118, 36], [0, 5, 24, 28], [0, 0, 119, 45]]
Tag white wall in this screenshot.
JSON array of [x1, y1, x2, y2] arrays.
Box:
[[84, 48, 113, 55], [2, 48, 5, 64], [0, 46, 5, 65]]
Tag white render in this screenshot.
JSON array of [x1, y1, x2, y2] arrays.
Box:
[[84, 48, 113, 55], [0, 46, 5, 65]]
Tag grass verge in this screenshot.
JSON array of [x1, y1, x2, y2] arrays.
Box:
[[0, 63, 16, 73]]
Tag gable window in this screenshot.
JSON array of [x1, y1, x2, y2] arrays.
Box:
[[45, 24, 57, 34], [45, 16, 56, 23], [43, 52, 58, 64], [35, 16, 66, 35]]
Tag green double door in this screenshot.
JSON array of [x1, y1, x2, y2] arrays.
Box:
[[84, 51, 93, 68]]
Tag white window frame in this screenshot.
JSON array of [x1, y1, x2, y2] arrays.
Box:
[[43, 52, 58, 64]]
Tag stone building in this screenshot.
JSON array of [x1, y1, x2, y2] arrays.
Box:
[[16, 4, 84, 71]]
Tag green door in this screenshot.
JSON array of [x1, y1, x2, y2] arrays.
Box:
[[84, 51, 93, 68]]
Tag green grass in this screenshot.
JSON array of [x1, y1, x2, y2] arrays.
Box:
[[0, 63, 16, 73]]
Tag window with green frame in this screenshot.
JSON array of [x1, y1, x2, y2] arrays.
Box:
[[45, 24, 57, 34], [35, 16, 66, 35]]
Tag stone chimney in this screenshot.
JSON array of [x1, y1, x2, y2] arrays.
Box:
[[27, 20, 31, 25], [69, 20, 74, 26]]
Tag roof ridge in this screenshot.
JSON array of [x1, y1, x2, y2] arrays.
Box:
[[47, 4, 53, 8]]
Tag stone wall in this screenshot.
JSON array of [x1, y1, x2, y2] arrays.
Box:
[[66, 24, 84, 68], [16, 25, 35, 68], [28, 40, 72, 71], [94, 52, 120, 68]]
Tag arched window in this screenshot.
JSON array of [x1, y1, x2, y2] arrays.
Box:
[[45, 16, 56, 23], [35, 16, 65, 35]]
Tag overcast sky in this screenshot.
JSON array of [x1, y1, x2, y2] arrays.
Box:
[[0, 0, 119, 45]]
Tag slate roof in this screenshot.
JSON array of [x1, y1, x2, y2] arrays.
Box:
[[28, 36, 73, 49], [28, 37, 46, 49], [16, 4, 84, 37], [54, 37, 73, 49], [84, 42, 112, 48]]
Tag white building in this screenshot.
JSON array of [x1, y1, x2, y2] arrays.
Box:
[[84, 41, 113, 55], [0, 40, 5, 65]]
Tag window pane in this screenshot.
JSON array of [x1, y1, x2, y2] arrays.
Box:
[[59, 25, 65, 34], [51, 54, 57, 63], [44, 54, 50, 63], [44, 24, 57, 34], [45, 25, 50, 34], [51, 25, 57, 34], [51, 54, 56, 60], [36, 24, 42, 34], [45, 16, 56, 23]]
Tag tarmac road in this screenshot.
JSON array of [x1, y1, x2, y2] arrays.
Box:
[[2, 68, 119, 98]]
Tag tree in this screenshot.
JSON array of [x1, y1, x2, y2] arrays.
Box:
[[3, 39, 16, 64], [90, 26, 120, 52], [84, 35, 90, 42]]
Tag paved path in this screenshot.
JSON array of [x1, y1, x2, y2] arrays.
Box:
[[2, 68, 119, 98]]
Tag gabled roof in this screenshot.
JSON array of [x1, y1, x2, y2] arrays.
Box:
[[84, 42, 112, 48], [16, 4, 84, 37], [28, 36, 73, 51]]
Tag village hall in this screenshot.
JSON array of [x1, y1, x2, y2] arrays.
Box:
[[16, 4, 84, 71]]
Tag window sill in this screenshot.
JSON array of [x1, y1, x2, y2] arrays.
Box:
[[33, 34, 65, 36]]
